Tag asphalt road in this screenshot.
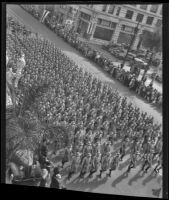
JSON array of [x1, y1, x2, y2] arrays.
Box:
[[6, 5, 162, 198]]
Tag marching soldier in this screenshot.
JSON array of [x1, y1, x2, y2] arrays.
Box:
[[141, 152, 153, 175], [107, 152, 120, 177], [126, 152, 137, 175], [119, 141, 127, 162], [153, 154, 162, 176], [61, 145, 72, 168], [88, 152, 101, 178], [79, 153, 92, 179], [67, 152, 81, 181], [99, 152, 111, 178]]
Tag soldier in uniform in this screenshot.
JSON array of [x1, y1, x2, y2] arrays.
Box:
[[141, 152, 153, 175], [153, 154, 162, 176], [61, 145, 72, 168], [107, 152, 120, 177], [99, 152, 111, 178], [119, 141, 127, 162], [80, 142, 92, 164], [67, 152, 81, 181], [126, 153, 137, 175], [79, 153, 92, 179], [88, 152, 101, 178]]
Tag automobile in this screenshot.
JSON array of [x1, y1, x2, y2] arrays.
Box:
[[126, 52, 136, 61]]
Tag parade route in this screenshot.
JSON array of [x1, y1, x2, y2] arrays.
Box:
[[6, 4, 163, 198]]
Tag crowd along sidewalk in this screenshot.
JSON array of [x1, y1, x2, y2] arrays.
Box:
[[79, 37, 162, 93]]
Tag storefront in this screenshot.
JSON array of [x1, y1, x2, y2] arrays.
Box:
[[93, 27, 114, 41], [77, 19, 89, 36], [77, 12, 91, 37], [117, 24, 134, 45], [93, 18, 116, 41]]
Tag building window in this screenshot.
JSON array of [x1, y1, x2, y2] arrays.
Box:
[[156, 19, 162, 27], [93, 26, 114, 41], [121, 25, 134, 33], [102, 5, 107, 12], [97, 18, 102, 25], [111, 22, 116, 28], [116, 7, 121, 16], [150, 5, 158, 13], [108, 5, 115, 14], [136, 13, 144, 22], [97, 18, 116, 29], [140, 5, 148, 10], [125, 10, 134, 19], [80, 12, 91, 21], [146, 16, 154, 25]]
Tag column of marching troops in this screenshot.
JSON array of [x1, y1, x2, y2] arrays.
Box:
[[20, 4, 162, 108], [6, 16, 162, 187]]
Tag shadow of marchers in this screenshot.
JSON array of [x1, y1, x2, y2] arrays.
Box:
[[111, 171, 128, 188], [128, 169, 142, 186], [87, 175, 108, 192], [118, 158, 130, 171], [142, 171, 157, 186], [152, 188, 162, 197]]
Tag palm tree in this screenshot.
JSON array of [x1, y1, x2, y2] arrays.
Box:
[[6, 88, 44, 166], [142, 25, 162, 77]]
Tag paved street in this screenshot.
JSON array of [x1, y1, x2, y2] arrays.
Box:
[[6, 5, 162, 198]]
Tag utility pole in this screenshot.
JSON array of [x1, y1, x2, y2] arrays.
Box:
[[121, 21, 140, 69]]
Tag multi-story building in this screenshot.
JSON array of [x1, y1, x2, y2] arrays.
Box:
[[54, 4, 162, 50], [54, 5, 80, 30]]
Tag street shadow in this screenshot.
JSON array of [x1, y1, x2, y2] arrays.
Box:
[[111, 171, 128, 187], [65, 173, 108, 192], [142, 171, 157, 186], [128, 169, 142, 186], [118, 158, 130, 171]]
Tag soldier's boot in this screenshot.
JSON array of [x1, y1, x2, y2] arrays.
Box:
[[67, 172, 72, 181], [107, 170, 112, 177], [99, 170, 102, 178]]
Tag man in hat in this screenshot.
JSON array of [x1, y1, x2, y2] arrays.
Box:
[[67, 152, 81, 181], [88, 152, 101, 178], [40, 168, 49, 187], [79, 153, 91, 179], [119, 141, 127, 162], [141, 152, 153, 175], [99, 152, 111, 178], [107, 152, 120, 177], [61, 145, 72, 168], [153, 154, 162, 176], [126, 152, 137, 175]]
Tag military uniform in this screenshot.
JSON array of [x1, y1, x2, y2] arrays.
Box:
[[62, 146, 72, 168], [79, 154, 91, 178], [99, 153, 111, 178], [108, 154, 120, 177]]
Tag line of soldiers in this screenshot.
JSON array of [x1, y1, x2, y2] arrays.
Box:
[[60, 131, 162, 181]]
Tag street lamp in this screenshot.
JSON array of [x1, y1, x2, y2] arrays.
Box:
[[121, 21, 140, 68]]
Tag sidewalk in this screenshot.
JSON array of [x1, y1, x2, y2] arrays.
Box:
[[79, 37, 162, 93]]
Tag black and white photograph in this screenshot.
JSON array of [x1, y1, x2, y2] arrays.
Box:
[[4, 2, 166, 199]]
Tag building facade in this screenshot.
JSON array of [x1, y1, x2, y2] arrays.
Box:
[[49, 4, 162, 50], [76, 4, 162, 49]]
